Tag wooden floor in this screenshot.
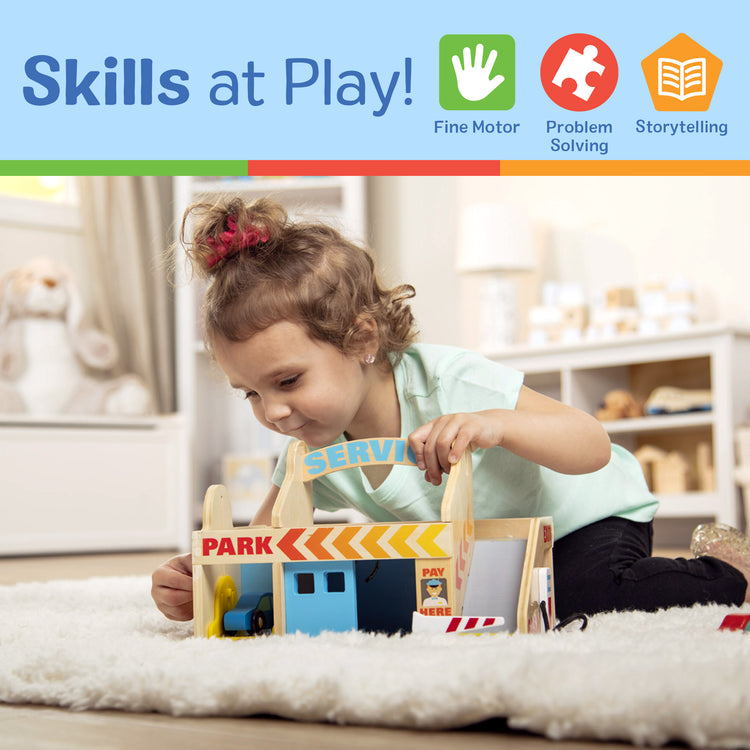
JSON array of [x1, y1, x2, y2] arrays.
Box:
[[0, 550, 687, 750]]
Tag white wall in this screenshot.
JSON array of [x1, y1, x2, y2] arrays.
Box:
[[367, 177, 462, 345], [0, 212, 85, 282], [368, 176, 750, 347], [5, 174, 746, 352]]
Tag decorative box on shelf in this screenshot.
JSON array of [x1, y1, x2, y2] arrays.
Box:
[[488, 324, 750, 528]]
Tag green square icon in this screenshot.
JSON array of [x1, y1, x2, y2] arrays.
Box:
[[439, 34, 515, 110]]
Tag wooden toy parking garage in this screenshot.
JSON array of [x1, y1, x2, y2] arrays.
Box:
[[192, 437, 555, 637]]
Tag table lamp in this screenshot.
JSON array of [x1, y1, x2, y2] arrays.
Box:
[[457, 203, 536, 351]]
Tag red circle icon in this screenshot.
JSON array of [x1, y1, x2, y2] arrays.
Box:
[[540, 34, 618, 111]]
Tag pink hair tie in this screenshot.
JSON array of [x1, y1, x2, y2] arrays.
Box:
[[205, 215, 269, 268]]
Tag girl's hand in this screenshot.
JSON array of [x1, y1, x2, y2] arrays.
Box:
[[151, 552, 194, 621], [408, 412, 501, 485], [407, 386, 612, 486]]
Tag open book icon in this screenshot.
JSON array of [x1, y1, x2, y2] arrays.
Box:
[[657, 57, 706, 100]]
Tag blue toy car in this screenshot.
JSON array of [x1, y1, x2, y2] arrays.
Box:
[[223, 591, 274, 635]]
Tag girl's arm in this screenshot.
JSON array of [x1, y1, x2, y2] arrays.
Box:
[[251, 483, 280, 526], [408, 385, 612, 486]]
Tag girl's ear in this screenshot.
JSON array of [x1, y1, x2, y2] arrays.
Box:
[[351, 314, 379, 359]]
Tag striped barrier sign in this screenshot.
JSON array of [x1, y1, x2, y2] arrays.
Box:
[[411, 612, 506, 634]]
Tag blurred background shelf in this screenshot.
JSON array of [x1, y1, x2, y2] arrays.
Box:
[[491, 325, 750, 536]]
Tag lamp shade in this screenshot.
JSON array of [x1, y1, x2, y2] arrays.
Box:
[[457, 203, 536, 273]]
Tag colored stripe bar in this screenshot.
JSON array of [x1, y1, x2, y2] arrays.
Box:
[[1, 159, 746, 177], [499, 160, 750, 176], [247, 160, 499, 176], [0, 161, 248, 176]]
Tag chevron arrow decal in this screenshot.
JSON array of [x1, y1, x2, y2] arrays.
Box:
[[360, 525, 389, 558], [331, 525, 362, 559], [389, 524, 418, 557], [277, 528, 306, 561], [304, 527, 334, 560], [416, 524, 448, 557]]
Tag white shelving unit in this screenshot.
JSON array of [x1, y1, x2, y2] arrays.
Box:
[[489, 325, 750, 529], [173, 176, 367, 524]]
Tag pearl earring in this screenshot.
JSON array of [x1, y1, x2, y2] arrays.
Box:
[[364, 353, 376, 365]]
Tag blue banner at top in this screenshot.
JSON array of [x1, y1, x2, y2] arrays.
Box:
[[0, 0, 746, 162]]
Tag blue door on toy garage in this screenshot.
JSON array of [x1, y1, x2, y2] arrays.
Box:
[[283, 560, 358, 635]]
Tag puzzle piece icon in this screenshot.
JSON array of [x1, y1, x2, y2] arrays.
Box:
[[552, 44, 605, 101]]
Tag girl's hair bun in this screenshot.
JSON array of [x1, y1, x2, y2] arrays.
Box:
[[177, 194, 419, 362], [180, 196, 287, 276]]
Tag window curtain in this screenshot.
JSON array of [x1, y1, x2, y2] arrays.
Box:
[[77, 176, 175, 413]]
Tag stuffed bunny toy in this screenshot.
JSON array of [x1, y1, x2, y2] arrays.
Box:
[[0, 257, 153, 416]]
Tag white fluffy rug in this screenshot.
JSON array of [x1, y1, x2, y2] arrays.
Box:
[[1, 575, 749, 748]]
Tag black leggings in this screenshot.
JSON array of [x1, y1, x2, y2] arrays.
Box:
[[553, 517, 747, 620]]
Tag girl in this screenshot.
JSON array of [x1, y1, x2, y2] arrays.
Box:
[[152, 196, 749, 623]]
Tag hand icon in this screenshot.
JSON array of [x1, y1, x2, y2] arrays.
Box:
[[451, 44, 505, 102]]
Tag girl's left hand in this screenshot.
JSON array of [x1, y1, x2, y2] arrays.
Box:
[[408, 412, 501, 485]]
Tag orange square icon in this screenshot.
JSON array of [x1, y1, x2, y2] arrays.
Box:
[[642, 33, 722, 111]]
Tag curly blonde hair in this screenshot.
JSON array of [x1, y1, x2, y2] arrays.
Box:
[[179, 196, 418, 365]]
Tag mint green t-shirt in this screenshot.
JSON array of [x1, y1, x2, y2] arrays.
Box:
[[271, 343, 659, 539]]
